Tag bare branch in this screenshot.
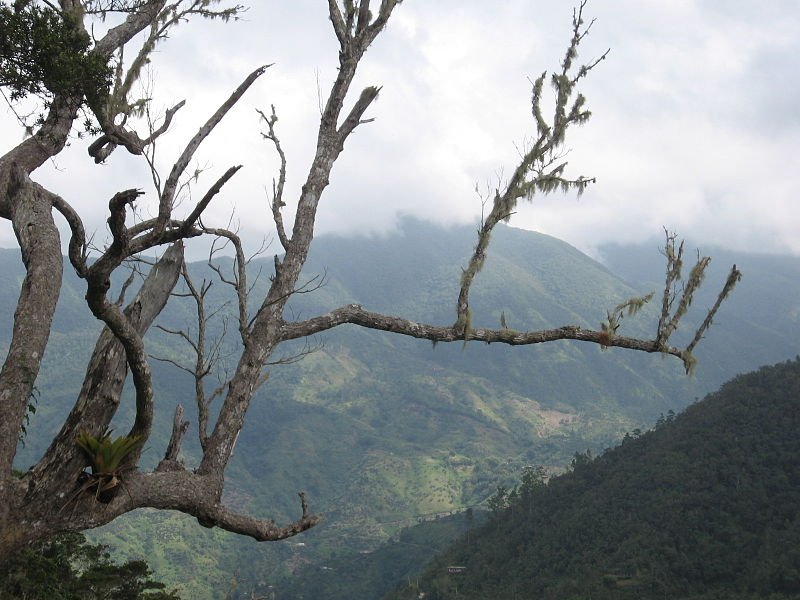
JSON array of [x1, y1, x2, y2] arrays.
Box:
[[150, 353, 196, 375], [88, 99, 186, 163], [247, 271, 327, 332], [198, 493, 320, 541], [154, 65, 271, 236], [337, 85, 381, 141], [92, 0, 168, 58], [107, 188, 143, 254], [45, 470, 320, 546], [79, 232, 186, 474], [196, 0, 400, 478], [30, 242, 184, 496], [368, 0, 402, 36], [257, 105, 290, 251], [159, 404, 189, 468], [267, 337, 322, 367], [181, 165, 243, 234], [0, 169, 63, 488], [279, 303, 681, 356], [327, 0, 348, 46], [204, 227, 250, 343], [685, 265, 742, 355], [115, 264, 138, 306], [50, 189, 88, 277]]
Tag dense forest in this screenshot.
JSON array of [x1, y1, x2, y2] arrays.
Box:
[[388, 359, 800, 599], [0, 532, 178, 599], [271, 511, 486, 600]]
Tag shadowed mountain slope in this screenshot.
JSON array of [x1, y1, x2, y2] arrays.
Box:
[[389, 358, 800, 600]]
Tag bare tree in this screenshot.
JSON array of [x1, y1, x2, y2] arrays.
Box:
[[0, 0, 740, 559]]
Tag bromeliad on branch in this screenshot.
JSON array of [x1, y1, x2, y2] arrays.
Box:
[[75, 430, 140, 502]]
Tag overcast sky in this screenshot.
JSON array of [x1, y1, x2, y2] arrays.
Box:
[[2, 0, 799, 260]]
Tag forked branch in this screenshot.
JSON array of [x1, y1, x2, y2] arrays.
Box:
[[455, 6, 604, 338], [257, 105, 290, 252]]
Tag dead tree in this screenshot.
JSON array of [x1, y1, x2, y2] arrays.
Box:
[[0, 0, 740, 559]]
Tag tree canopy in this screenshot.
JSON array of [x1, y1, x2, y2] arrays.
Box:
[[0, 531, 179, 599], [0, 2, 109, 103]]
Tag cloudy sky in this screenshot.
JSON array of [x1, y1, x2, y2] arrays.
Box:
[[2, 0, 799, 259]]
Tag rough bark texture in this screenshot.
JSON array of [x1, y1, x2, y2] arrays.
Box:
[[29, 243, 184, 495], [0, 171, 63, 534]]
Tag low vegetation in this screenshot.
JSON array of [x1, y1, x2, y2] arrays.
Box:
[[0, 532, 179, 599]]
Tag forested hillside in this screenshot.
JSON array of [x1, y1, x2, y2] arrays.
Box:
[[390, 359, 800, 600], [5, 222, 799, 597]]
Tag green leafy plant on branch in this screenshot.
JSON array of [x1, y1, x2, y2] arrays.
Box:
[[75, 430, 140, 501]]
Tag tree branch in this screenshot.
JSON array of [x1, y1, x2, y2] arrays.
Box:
[[153, 65, 270, 237], [196, 0, 401, 478], [257, 105, 290, 252], [0, 168, 63, 511], [203, 228, 249, 343], [92, 0, 167, 58], [50, 188, 88, 277], [455, 8, 602, 339], [158, 404, 189, 469], [337, 85, 381, 141], [30, 242, 184, 493], [279, 303, 682, 356], [180, 165, 243, 234]]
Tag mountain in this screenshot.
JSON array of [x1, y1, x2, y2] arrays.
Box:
[[270, 510, 488, 600], [4, 220, 799, 598], [388, 358, 800, 600]]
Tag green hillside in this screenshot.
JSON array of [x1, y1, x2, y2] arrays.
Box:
[[389, 358, 800, 600], [4, 221, 799, 598], [270, 511, 488, 600]]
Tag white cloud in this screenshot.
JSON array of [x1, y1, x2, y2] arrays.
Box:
[[1, 0, 798, 258]]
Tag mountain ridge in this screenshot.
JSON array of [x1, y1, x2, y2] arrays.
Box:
[[2, 220, 798, 598]]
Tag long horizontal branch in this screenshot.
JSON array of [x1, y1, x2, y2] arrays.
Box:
[[279, 303, 681, 356], [16, 470, 320, 553], [200, 494, 320, 541], [94, 470, 319, 542]]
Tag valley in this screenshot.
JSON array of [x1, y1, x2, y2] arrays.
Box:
[[6, 220, 799, 598]]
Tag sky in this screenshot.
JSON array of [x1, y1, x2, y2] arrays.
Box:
[[2, 0, 799, 260]]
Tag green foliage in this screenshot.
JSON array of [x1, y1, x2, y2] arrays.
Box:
[[17, 384, 38, 446], [272, 511, 486, 600], [0, 531, 180, 599], [76, 430, 140, 475], [487, 484, 510, 515], [0, 2, 111, 102], [390, 359, 800, 599]]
